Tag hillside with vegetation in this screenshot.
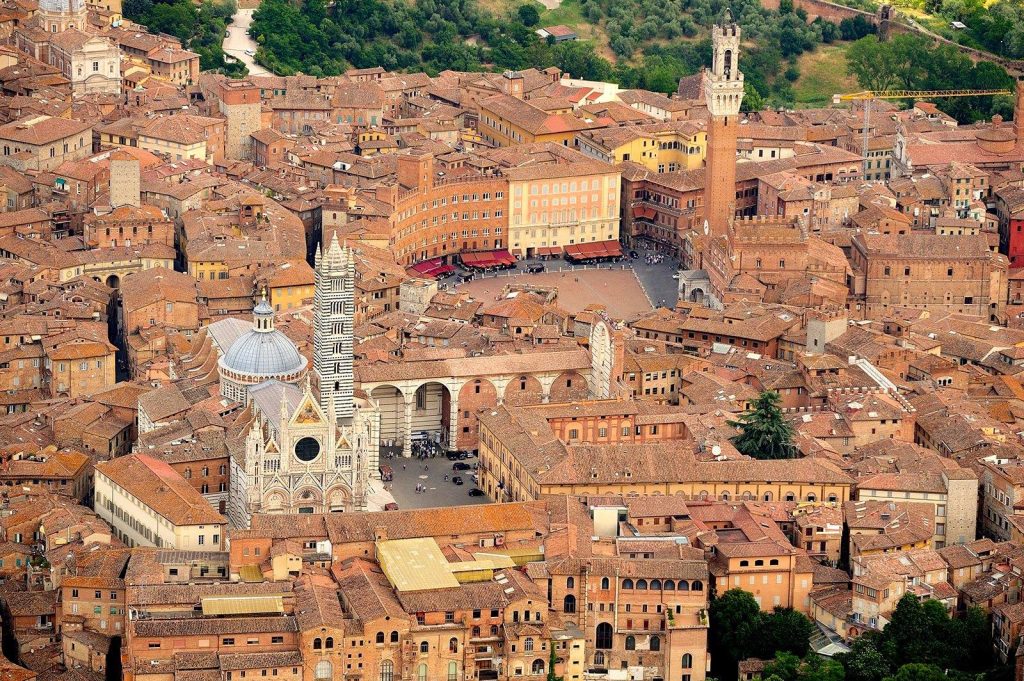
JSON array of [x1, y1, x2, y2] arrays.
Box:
[[248, 0, 849, 106], [247, 0, 1014, 120], [123, 0, 246, 75]]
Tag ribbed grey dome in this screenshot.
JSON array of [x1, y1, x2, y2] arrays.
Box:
[[220, 328, 307, 377]]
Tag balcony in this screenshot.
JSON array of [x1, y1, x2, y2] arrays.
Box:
[[666, 608, 709, 630]]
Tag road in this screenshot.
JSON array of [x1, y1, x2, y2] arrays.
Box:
[[382, 452, 491, 511], [223, 8, 270, 77]]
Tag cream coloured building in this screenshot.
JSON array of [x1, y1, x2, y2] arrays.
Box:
[[49, 29, 121, 95], [94, 453, 227, 550], [505, 160, 622, 257]]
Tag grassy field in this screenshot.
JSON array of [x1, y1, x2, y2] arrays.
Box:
[[793, 44, 859, 108]]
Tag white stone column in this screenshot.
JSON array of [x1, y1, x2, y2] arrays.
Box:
[[402, 393, 414, 458], [448, 397, 460, 451]]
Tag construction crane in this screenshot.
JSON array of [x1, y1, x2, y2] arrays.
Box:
[[832, 88, 1012, 179]]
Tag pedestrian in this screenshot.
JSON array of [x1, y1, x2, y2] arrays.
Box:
[[402, 464, 406, 470]]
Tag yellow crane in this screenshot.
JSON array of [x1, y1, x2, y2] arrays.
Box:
[[831, 88, 1012, 178]]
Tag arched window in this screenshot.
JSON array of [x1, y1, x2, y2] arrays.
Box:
[[325, 637, 334, 649], [449, 637, 459, 653], [828, 494, 838, 503], [532, 659, 545, 675], [622, 579, 634, 590], [754, 560, 763, 567], [650, 579, 662, 590], [418, 664, 427, 681], [806, 494, 817, 502], [596, 622, 613, 649], [682, 654, 693, 669], [525, 638, 535, 652], [721, 492, 730, 501], [692, 580, 703, 591], [679, 580, 690, 591], [376, 632, 385, 644], [566, 576, 575, 589], [625, 635, 636, 651], [390, 631, 399, 643], [594, 652, 606, 667], [600, 577, 610, 590], [381, 660, 394, 681], [635, 579, 648, 590], [740, 560, 749, 567], [784, 492, 795, 502], [763, 492, 773, 501], [448, 661, 458, 681], [770, 559, 779, 566], [420, 641, 429, 653], [315, 661, 333, 680], [313, 638, 323, 650], [664, 580, 675, 591], [490, 625, 499, 636], [564, 595, 576, 613], [650, 636, 661, 651]]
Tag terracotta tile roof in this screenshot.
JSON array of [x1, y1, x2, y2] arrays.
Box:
[[0, 115, 91, 145], [95, 454, 225, 526]]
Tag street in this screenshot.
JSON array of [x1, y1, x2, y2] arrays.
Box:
[[224, 8, 270, 76]]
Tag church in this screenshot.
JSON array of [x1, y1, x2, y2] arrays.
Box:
[[216, 235, 380, 528]]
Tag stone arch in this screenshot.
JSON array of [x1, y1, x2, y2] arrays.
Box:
[[292, 486, 322, 511], [549, 370, 588, 403], [325, 485, 351, 512], [503, 374, 544, 407], [370, 384, 405, 444], [457, 378, 498, 450], [689, 287, 705, 303], [265, 489, 288, 512], [106, 274, 120, 289], [411, 381, 453, 447]]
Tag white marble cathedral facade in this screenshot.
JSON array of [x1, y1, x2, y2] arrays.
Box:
[[227, 236, 380, 528]]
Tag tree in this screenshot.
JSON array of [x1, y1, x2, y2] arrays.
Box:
[[710, 590, 764, 680], [838, 634, 890, 681], [761, 608, 814, 658], [885, 664, 946, 681], [517, 3, 540, 26], [546, 646, 564, 681], [727, 390, 797, 460]]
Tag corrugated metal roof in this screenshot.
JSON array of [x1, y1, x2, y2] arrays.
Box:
[[377, 538, 460, 592], [239, 565, 265, 583], [201, 595, 283, 616]]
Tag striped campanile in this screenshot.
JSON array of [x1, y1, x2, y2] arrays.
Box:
[[313, 232, 355, 420]]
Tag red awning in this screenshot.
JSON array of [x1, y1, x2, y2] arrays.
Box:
[[461, 249, 514, 269], [407, 257, 449, 278], [564, 240, 622, 261]]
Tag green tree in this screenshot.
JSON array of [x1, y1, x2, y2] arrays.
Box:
[[761, 607, 815, 658], [838, 634, 890, 681], [547, 646, 563, 681], [885, 664, 946, 681], [517, 3, 540, 26], [710, 589, 764, 681], [727, 391, 797, 460]]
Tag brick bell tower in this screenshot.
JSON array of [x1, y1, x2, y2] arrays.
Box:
[[703, 10, 744, 237]]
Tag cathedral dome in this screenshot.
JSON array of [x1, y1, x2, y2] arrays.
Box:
[[218, 298, 307, 402]]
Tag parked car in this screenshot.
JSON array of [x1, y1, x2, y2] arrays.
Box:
[[630, 250, 639, 259], [446, 452, 462, 461], [526, 263, 545, 273], [468, 488, 486, 497], [453, 462, 472, 471], [244, 49, 256, 56], [452, 476, 464, 485]]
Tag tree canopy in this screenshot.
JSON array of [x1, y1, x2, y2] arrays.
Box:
[[709, 590, 815, 680], [845, 34, 1015, 122], [727, 390, 797, 460], [123, 0, 244, 75]]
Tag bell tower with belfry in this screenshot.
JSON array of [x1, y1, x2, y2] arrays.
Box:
[[703, 10, 744, 238]]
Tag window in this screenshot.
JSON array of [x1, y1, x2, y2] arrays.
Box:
[[418, 664, 427, 681], [449, 638, 458, 653], [313, 638, 322, 650], [315, 661, 333, 681], [525, 638, 535, 652], [420, 641, 429, 653], [567, 576, 575, 589], [595, 623, 613, 649], [532, 659, 545, 675], [625, 636, 636, 651], [682, 654, 693, 669], [448, 662, 458, 681], [650, 636, 661, 651], [381, 660, 394, 681], [622, 579, 634, 589], [564, 595, 576, 613], [594, 652, 606, 667], [601, 577, 610, 590], [376, 632, 385, 644]]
